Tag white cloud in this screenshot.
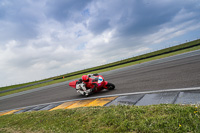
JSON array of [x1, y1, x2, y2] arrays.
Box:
[[0, 0, 200, 87]]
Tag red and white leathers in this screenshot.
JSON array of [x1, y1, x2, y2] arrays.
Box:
[[69, 73, 115, 96], [78, 74, 108, 95]]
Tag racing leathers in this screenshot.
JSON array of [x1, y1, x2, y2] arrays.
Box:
[[76, 74, 99, 96]]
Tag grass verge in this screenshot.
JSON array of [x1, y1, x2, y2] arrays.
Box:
[[1, 44, 200, 97], [0, 104, 200, 132]]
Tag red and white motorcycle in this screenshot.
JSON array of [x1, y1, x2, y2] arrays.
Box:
[[69, 74, 115, 96]]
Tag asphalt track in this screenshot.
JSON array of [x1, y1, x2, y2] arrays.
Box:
[[0, 50, 200, 111]]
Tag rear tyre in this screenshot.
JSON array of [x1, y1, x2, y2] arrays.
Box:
[[106, 83, 115, 90]]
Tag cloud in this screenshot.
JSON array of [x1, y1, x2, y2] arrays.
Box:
[[45, 0, 92, 22], [0, 0, 45, 43], [86, 0, 200, 38], [87, 18, 110, 35], [0, 0, 200, 86]]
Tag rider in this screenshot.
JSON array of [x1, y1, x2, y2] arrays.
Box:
[[77, 74, 99, 96]]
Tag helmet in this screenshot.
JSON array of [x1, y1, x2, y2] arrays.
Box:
[[82, 75, 89, 81]]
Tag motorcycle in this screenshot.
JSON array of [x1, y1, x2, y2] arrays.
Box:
[[69, 74, 115, 96]]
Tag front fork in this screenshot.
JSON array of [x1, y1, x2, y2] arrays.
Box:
[[103, 81, 108, 89]]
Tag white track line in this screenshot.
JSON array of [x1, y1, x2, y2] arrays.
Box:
[[1, 86, 200, 113], [1, 49, 200, 101]]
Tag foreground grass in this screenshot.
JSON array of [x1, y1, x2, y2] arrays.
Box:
[[1, 44, 200, 97], [0, 104, 200, 133]]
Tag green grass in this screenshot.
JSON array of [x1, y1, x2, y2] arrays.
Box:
[[1, 44, 200, 97], [0, 79, 49, 92], [0, 104, 200, 132]]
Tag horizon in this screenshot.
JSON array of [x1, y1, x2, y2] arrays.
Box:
[[0, 0, 200, 87]]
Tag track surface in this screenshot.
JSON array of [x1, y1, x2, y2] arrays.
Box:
[[1, 50, 200, 111]]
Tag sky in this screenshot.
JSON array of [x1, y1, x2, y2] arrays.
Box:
[[0, 0, 200, 87]]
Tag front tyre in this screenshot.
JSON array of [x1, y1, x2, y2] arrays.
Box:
[[106, 82, 115, 90]]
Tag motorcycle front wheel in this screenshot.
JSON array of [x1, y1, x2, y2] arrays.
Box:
[[106, 82, 115, 90]]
